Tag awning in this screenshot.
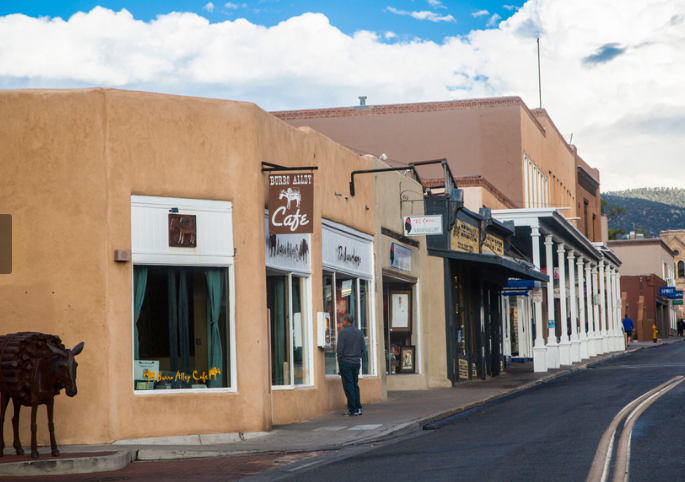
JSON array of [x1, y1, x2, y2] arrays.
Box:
[[428, 248, 549, 283]]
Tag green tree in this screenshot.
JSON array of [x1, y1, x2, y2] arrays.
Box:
[[608, 228, 626, 240], [601, 198, 627, 221]]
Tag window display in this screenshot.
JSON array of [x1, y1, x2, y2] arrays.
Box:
[[268, 272, 311, 387], [134, 265, 230, 390], [383, 282, 418, 375]]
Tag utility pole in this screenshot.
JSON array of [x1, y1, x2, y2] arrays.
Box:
[[537, 38, 542, 109]]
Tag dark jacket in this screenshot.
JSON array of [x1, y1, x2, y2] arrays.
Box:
[[337, 324, 366, 365]]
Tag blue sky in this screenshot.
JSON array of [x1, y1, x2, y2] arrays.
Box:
[[0, 0, 523, 43], [1, 0, 683, 190]]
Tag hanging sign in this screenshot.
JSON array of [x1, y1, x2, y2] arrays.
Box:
[[450, 220, 479, 253], [532, 287, 543, 303], [659, 287, 675, 297], [673, 300, 683, 306], [390, 242, 412, 272], [268, 173, 314, 234], [668, 290, 683, 300], [403, 215, 443, 236]]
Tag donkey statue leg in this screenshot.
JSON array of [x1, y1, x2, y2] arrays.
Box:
[[0, 393, 9, 457], [47, 399, 59, 456], [11, 398, 24, 455], [30, 404, 39, 458]]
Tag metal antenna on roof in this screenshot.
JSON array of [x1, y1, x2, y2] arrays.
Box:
[[537, 38, 542, 109]]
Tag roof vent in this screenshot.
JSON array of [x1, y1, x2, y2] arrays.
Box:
[[354, 96, 370, 109]]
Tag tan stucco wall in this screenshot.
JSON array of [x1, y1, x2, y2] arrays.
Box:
[[371, 159, 449, 392], [607, 242, 674, 278], [0, 88, 378, 444], [520, 111, 578, 219]]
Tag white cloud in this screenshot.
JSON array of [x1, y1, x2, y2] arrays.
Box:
[[203, 3, 215, 12], [427, 0, 447, 8], [503, 5, 518, 10], [385, 31, 397, 39], [486, 13, 502, 27], [225, 2, 247, 8], [387, 6, 455, 22], [1, 2, 684, 190], [472, 10, 490, 17]]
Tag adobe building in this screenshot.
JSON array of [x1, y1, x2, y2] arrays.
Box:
[[0, 88, 382, 446], [271, 97, 602, 240], [660, 230, 685, 319], [608, 238, 676, 340]]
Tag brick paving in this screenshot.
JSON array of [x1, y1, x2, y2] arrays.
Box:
[[0, 452, 116, 464], [9, 452, 324, 482]]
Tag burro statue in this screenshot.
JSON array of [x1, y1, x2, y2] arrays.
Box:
[[0, 333, 84, 458]]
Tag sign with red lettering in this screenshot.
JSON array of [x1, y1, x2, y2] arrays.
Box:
[[268, 173, 314, 234]]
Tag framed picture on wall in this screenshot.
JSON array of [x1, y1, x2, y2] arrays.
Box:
[[399, 346, 415, 374], [390, 290, 412, 332]]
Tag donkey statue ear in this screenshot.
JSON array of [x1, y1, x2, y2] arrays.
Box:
[[48, 344, 68, 357], [71, 342, 85, 357]]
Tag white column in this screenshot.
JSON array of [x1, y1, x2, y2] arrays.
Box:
[[568, 251, 581, 362], [606, 266, 615, 352], [593, 264, 604, 354], [523, 155, 530, 208], [599, 260, 609, 353], [587, 263, 597, 357], [609, 266, 618, 351], [531, 226, 547, 372], [617, 270, 625, 350], [544, 176, 550, 208], [577, 255, 589, 359], [558, 243, 571, 365], [545, 235, 559, 369]]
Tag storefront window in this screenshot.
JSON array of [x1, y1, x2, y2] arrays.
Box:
[[324, 272, 373, 376], [268, 271, 311, 387], [134, 265, 230, 390], [383, 281, 417, 375]]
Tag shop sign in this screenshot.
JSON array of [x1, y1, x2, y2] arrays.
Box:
[[482, 233, 505, 256], [673, 300, 683, 306], [450, 220, 479, 253], [390, 242, 412, 272], [169, 214, 197, 248], [268, 173, 314, 234], [403, 215, 442, 236], [458, 359, 468, 380], [264, 215, 311, 273], [668, 290, 683, 300], [322, 222, 374, 278], [659, 287, 675, 297]]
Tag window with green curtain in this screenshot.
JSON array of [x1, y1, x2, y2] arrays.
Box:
[[134, 266, 231, 390], [268, 275, 290, 386]]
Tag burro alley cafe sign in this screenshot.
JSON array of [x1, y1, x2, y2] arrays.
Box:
[[269, 173, 314, 234]]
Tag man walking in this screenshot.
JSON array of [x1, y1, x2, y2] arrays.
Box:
[[337, 313, 366, 416], [623, 313, 634, 347], [677, 318, 684, 337]]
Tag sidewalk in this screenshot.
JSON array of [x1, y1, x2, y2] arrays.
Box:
[[3, 338, 682, 476]]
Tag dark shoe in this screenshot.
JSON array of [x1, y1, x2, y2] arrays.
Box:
[[342, 411, 356, 416]]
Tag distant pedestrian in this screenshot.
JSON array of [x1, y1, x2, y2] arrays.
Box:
[[623, 314, 634, 346], [337, 313, 366, 416], [677, 318, 684, 337]]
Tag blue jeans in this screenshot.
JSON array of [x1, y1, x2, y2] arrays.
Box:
[[339, 361, 361, 413]]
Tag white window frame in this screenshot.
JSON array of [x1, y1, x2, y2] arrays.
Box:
[[270, 271, 315, 390], [130, 195, 237, 395]]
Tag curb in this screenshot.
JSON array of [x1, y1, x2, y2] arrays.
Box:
[[0, 450, 134, 477]]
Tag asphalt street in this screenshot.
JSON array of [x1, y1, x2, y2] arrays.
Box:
[[268, 342, 685, 482]]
